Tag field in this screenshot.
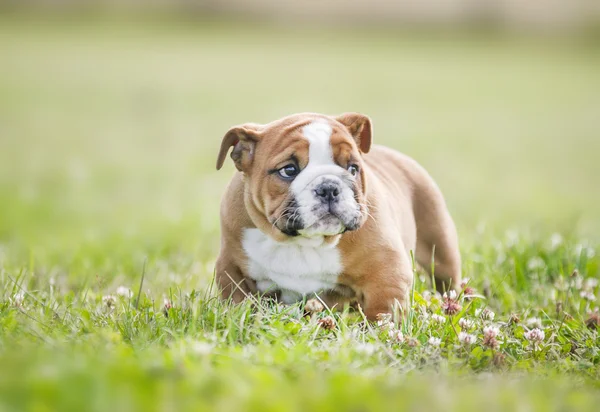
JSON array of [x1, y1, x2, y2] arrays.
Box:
[[1, 14, 600, 411]]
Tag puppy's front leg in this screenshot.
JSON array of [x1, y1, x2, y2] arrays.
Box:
[[357, 251, 413, 321], [215, 258, 255, 303]]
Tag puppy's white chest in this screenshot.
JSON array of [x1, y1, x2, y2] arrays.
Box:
[[241, 228, 342, 302]]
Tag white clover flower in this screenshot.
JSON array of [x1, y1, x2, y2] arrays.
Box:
[[458, 318, 474, 330], [116, 286, 133, 298], [458, 332, 477, 346], [376, 313, 392, 323], [441, 293, 462, 316], [191, 341, 214, 355], [554, 277, 568, 292], [496, 252, 507, 266], [480, 308, 495, 321], [378, 320, 395, 329], [305, 298, 324, 313], [505, 230, 519, 247], [549, 233, 563, 250], [428, 337, 442, 347], [102, 295, 116, 308], [524, 328, 545, 343], [576, 244, 596, 259], [460, 278, 471, 289], [585, 278, 598, 289], [483, 325, 500, 339], [526, 317, 542, 329], [527, 257, 545, 271], [10, 291, 25, 307], [580, 291, 597, 301], [355, 343, 377, 355], [482, 325, 502, 349], [422, 290, 432, 302], [392, 330, 404, 343], [406, 337, 420, 347], [431, 314, 446, 325], [376, 313, 394, 329]]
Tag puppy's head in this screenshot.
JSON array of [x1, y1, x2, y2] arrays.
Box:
[[217, 113, 372, 240]]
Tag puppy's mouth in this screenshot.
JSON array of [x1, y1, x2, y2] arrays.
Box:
[[276, 210, 360, 238]]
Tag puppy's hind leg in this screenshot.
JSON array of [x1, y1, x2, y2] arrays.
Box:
[[414, 189, 462, 294]]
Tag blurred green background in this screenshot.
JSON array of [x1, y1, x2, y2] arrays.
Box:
[[2, 5, 599, 267]]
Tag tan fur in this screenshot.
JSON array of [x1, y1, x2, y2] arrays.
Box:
[[215, 113, 461, 320]]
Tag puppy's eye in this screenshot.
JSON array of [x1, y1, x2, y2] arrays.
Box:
[[278, 164, 299, 179], [348, 164, 359, 176]]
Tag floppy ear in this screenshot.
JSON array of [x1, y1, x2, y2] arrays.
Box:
[[216, 123, 262, 171], [335, 113, 373, 154]]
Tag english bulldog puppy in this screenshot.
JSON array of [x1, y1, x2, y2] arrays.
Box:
[[215, 112, 461, 320]]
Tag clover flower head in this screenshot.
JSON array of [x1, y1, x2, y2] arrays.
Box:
[[191, 341, 214, 356], [508, 313, 521, 325], [431, 314, 446, 325], [116, 286, 133, 298], [442, 292, 462, 316], [550, 233, 563, 250], [102, 295, 116, 308], [460, 278, 471, 290], [585, 278, 598, 289], [458, 332, 477, 346], [10, 291, 25, 307], [305, 298, 325, 314], [355, 343, 376, 355], [482, 325, 501, 349], [479, 308, 495, 321], [527, 257, 545, 270], [406, 337, 420, 348], [376, 313, 394, 329], [392, 330, 405, 343], [318, 316, 336, 330], [580, 291, 597, 301], [483, 325, 500, 339], [458, 318, 474, 330], [524, 328, 545, 343], [428, 337, 442, 347]]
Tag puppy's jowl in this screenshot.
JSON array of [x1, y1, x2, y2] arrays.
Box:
[[215, 112, 461, 319]]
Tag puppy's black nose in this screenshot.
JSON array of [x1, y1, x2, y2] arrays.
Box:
[[315, 183, 340, 203]]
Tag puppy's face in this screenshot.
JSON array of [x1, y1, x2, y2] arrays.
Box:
[[217, 113, 373, 239]]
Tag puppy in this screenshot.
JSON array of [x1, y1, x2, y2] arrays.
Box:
[[215, 112, 461, 320]]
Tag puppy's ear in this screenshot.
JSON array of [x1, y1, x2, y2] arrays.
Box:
[[216, 123, 262, 171], [335, 113, 372, 154]]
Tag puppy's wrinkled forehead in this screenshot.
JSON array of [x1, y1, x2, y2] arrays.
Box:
[[258, 114, 353, 167], [216, 112, 371, 173]]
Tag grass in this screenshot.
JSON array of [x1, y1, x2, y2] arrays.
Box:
[[1, 14, 599, 411]]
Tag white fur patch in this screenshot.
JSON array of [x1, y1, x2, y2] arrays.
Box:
[[291, 121, 336, 194], [242, 228, 342, 303]]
